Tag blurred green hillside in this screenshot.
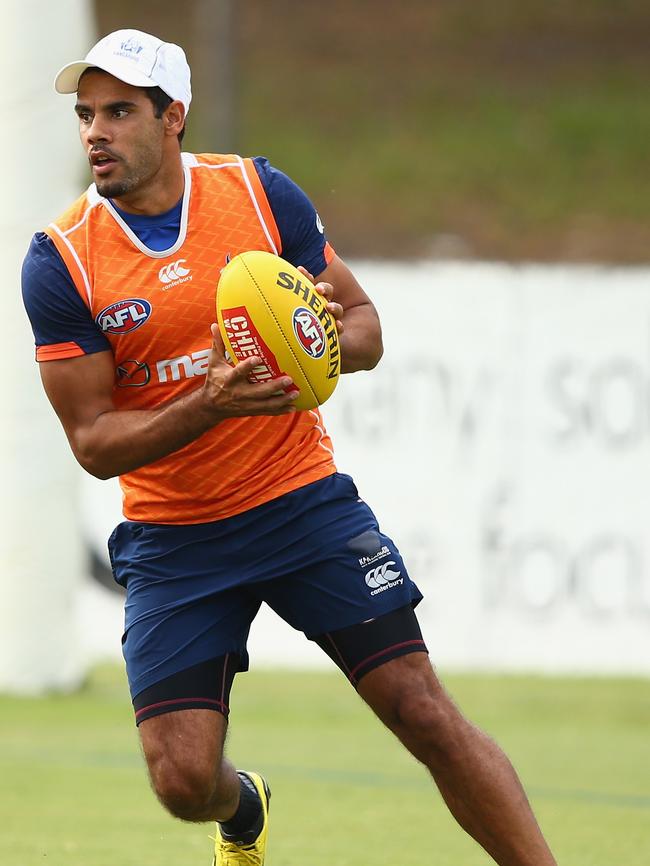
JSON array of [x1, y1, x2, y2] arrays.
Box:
[[97, 1, 650, 263]]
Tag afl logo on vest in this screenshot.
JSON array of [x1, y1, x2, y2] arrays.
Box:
[[292, 307, 326, 359], [95, 299, 153, 335]]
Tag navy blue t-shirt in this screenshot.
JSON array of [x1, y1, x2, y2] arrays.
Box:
[[22, 157, 331, 356]]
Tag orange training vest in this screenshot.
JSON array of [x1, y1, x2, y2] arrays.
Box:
[[45, 153, 336, 524]]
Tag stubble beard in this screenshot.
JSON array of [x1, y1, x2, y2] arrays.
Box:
[[94, 169, 144, 200], [89, 122, 165, 202], [93, 142, 161, 201]]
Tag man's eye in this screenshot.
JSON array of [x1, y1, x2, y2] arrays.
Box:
[[78, 113, 91, 123], [113, 109, 128, 119]]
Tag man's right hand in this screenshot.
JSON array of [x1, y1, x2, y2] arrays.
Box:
[[39, 324, 301, 481], [202, 323, 299, 419]]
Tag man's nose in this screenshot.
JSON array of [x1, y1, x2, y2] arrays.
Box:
[[86, 116, 111, 145]]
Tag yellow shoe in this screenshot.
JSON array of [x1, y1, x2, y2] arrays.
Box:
[[213, 772, 270, 866]]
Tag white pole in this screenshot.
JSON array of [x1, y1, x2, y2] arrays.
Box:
[[0, 0, 95, 692]]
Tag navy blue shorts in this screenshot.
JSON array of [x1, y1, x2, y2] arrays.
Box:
[[108, 473, 423, 702]]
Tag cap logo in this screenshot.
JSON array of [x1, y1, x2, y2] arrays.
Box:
[[119, 37, 144, 55]]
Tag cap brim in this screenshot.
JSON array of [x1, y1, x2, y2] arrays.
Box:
[[54, 59, 157, 94], [54, 61, 93, 94]]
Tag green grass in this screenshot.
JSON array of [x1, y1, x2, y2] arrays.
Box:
[[1, 666, 649, 865]]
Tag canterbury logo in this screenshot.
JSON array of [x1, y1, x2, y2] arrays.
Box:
[[365, 561, 401, 589], [159, 259, 190, 284]]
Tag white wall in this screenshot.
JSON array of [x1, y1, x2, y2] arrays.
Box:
[[78, 261, 650, 675]]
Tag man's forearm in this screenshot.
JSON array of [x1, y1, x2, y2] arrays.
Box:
[[339, 304, 384, 373], [73, 386, 220, 479]]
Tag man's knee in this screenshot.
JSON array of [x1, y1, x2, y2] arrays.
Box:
[[395, 685, 471, 763], [150, 755, 219, 821], [139, 709, 229, 822]]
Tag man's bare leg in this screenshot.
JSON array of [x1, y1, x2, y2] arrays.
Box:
[[358, 653, 557, 866]]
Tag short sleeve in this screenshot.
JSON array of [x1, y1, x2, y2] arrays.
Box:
[[252, 157, 335, 277], [21, 232, 111, 361]]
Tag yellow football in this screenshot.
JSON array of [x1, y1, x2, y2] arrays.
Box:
[[216, 251, 341, 411]]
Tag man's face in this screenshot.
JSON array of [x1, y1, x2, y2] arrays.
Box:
[[75, 70, 165, 200]]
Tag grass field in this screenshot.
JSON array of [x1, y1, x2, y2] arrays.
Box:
[[1, 665, 649, 865]]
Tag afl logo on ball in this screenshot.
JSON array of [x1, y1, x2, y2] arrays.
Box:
[[292, 307, 326, 359], [96, 299, 152, 335]]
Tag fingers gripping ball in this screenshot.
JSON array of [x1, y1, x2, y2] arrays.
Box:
[[216, 251, 341, 411]]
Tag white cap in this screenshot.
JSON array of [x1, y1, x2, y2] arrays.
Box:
[[54, 29, 192, 114]]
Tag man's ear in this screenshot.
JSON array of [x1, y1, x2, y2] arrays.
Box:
[[164, 100, 186, 136]]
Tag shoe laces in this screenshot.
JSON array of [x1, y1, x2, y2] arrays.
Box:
[[211, 837, 264, 866]]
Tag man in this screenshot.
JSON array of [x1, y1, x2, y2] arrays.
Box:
[[22, 29, 558, 866]]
